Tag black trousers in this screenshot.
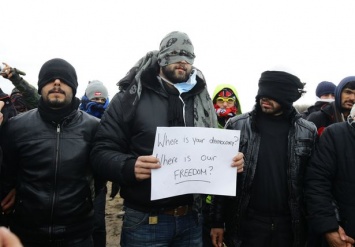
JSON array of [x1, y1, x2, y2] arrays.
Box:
[[241, 210, 293, 247]]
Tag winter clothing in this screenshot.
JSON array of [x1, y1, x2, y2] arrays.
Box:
[[210, 107, 317, 247], [301, 101, 330, 119], [38, 58, 78, 95], [158, 31, 195, 66], [350, 104, 355, 119], [256, 71, 304, 109], [85, 80, 108, 100], [80, 95, 109, 119], [301, 81, 335, 119], [212, 84, 242, 128], [307, 76, 355, 135], [0, 88, 17, 123], [80, 81, 109, 247], [91, 32, 217, 244], [91, 51, 217, 213], [315, 81, 336, 98], [0, 88, 17, 227], [0, 105, 99, 244], [305, 120, 355, 241], [8, 69, 40, 110], [0, 58, 99, 245]]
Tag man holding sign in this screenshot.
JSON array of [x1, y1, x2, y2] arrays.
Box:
[[91, 31, 244, 247], [210, 71, 317, 247]]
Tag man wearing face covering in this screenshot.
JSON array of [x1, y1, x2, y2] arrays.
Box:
[[210, 71, 317, 247], [0, 58, 99, 246], [90, 31, 245, 247]]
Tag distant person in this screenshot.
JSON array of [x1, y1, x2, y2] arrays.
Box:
[[202, 83, 243, 247], [301, 81, 336, 118], [0, 89, 16, 124], [0, 58, 99, 246], [305, 104, 355, 247], [0, 98, 16, 228], [307, 76, 355, 136], [1, 63, 40, 113], [212, 84, 242, 128], [80, 80, 109, 118], [80, 80, 109, 247], [210, 71, 317, 247], [90, 31, 244, 247]]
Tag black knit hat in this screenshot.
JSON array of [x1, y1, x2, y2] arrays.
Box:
[[256, 71, 305, 108], [38, 58, 78, 95]]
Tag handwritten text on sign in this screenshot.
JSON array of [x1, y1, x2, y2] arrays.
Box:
[[151, 127, 240, 200]]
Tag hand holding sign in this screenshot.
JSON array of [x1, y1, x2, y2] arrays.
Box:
[[151, 127, 241, 200], [134, 155, 161, 181]]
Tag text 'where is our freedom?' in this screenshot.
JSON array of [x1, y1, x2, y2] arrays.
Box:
[[151, 127, 240, 200]]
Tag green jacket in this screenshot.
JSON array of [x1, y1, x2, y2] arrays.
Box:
[[10, 69, 40, 110], [212, 83, 242, 128]]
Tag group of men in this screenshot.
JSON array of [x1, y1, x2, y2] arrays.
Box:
[[0, 30, 354, 247]]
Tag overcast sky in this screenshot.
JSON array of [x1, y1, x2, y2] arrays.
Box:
[[1, 0, 355, 112]]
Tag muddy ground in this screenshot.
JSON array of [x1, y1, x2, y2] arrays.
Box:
[[105, 182, 123, 247]]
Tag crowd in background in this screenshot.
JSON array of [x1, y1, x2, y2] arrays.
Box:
[[0, 30, 354, 247]]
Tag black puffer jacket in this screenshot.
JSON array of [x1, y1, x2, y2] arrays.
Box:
[[305, 121, 355, 239], [91, 65, 215, 212], [0, 108, 99, 243], [210, 107, 317, 247]]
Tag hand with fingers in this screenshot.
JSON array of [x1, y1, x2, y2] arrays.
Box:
[[325, 226, 355, 247], [0, 63, 13, 79], [232, 152, 244, 173], [134, 156, 161, 181], [0, 227, 23, 247]]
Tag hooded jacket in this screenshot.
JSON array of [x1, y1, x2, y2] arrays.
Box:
[[210, 106, 317, 247], [212, 84, 242, 128], [307, 76, 355, 135]]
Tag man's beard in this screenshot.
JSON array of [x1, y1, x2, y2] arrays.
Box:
[[161, 64, 192, 84], [44, 89, 71, 108], [45, 98, 69, 108]]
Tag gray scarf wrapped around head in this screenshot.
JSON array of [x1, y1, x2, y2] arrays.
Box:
[[117, 50, 217, 129]]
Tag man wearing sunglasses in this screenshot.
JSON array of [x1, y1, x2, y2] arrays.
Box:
[[90, 31, 244, 247]]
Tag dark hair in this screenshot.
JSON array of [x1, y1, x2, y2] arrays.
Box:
[[344, 81, 355, 90]]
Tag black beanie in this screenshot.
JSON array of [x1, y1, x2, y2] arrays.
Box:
[[256, 71, 304, 108], [38, 58, 78, 95]]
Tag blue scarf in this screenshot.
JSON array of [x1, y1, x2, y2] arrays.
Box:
[[79, 95, 109, 119]]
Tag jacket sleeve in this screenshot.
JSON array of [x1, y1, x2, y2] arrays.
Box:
[[90, 92, 138, 186], [10, 71, 40, 109], [0, 121, 18, 201], [209, 195, 228, 229], [304, 126, 339, 235]]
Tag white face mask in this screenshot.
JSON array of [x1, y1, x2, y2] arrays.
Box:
[[173, 69, 197, 94]]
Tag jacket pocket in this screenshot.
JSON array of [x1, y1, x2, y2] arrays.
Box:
[[294, 138, 313, 157]]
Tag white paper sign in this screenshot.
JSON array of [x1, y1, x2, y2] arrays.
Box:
[[151, 127, 240, 200]]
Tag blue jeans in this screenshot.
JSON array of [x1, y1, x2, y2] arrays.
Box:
[[120, 206, 202, 247]]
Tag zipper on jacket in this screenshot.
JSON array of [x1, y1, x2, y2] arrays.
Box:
[[178, 95, 187, 126], [49, 124, 61, 238]]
